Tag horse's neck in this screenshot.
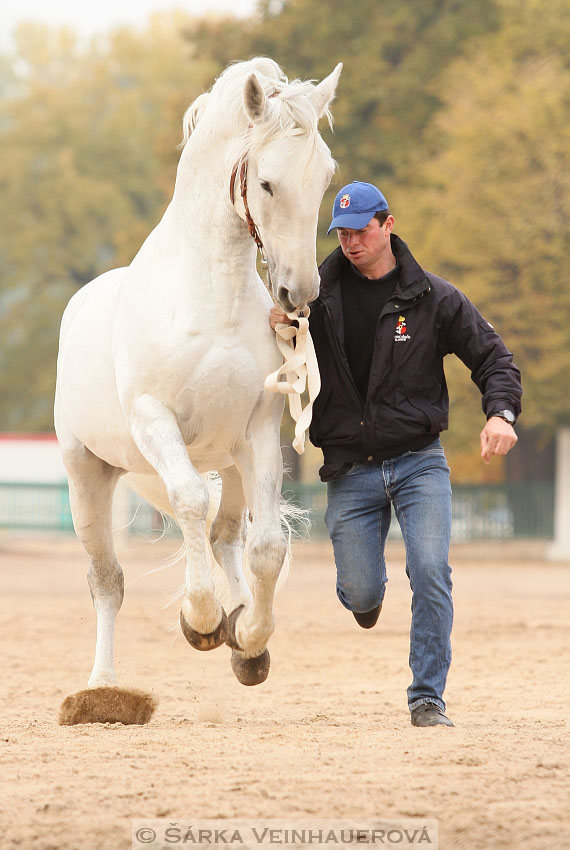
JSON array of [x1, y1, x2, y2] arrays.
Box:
[[172, 137, 247, 254], [139, 134, 257, 304]]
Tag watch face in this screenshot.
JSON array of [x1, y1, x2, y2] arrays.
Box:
[[499, 410, 515, 424]]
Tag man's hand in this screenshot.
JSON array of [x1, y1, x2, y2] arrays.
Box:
[[269, 305, 293, 331], [480, 417, 518, 464]]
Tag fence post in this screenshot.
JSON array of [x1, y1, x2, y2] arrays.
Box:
[[549, 427, 570, 561]]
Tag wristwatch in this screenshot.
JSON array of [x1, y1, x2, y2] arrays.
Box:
[[489, 409, 516, 426]]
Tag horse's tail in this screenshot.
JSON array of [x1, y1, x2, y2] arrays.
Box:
[[122, 471, 306, 609]]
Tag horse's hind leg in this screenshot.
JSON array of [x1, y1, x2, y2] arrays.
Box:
[[130, 395, 226, 649], [210, 466, 251, 610], [63, 442, 124, 687]]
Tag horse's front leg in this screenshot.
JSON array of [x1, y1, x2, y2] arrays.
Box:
[[130, 394, 227, 649], [62, 442, 124, 688], [229, 419, 287, 685]]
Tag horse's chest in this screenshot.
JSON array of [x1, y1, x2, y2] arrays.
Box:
[[119, 329, 280, 448], [174, 346, 269, 431], [178, 367, 258, 417]]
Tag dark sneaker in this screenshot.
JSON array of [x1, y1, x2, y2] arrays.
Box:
[[352, 603, 382, 629], [411, 703, 454, 727]]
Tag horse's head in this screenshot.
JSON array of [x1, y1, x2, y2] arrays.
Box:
[[236, 64, 342, 313]]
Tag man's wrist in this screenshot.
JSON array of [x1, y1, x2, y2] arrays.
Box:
[[487, 409, 516, 426]]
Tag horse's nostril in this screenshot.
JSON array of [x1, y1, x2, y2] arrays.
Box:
[[278, 286, 291, 309]]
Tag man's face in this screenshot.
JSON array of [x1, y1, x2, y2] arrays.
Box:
[[336, 216, 393, 271]]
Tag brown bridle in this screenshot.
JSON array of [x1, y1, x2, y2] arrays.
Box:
[[229, 90, 281, 259], [228, 97, 307, 304], [229, 157, 264, 254], [227, 104, 320, 452]]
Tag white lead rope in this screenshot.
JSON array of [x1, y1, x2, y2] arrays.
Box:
[[264, 308, 321, 455]]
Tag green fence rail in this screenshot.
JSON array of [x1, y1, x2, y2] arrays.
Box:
[[0, 481, 74, 532], [282, 480, 555, 541], [0, 480, 554, 540]]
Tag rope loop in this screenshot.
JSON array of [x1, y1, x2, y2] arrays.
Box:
[[264, 307, 321, 455]]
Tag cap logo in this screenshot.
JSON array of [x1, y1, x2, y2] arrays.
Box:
[[339, 194, 351, 209]]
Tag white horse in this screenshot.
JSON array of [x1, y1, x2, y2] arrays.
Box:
[[54, 58, 341, 705]]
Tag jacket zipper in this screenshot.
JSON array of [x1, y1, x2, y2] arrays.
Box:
[[322, 302, 365, 414], [379, 285, 431, 320], [320, 283, 431, 418]]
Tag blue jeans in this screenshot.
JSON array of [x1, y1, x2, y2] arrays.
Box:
[[324, 439, 453, 712]]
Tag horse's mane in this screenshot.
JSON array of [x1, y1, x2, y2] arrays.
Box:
[[180, 58, 333, 167]]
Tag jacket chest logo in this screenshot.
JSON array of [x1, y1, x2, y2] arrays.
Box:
[[394, 315, 411, 342]]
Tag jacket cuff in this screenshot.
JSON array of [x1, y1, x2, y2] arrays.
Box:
[[486, 404, 516, 420]]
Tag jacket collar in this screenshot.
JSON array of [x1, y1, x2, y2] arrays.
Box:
[[317, 233, 430, 303]]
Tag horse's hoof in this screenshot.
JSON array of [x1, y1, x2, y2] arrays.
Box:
[[230, 648, 271, 686], [59, 687, 158, 726], [225, 603, 245, 650], [180, 608, 228, 651], [226, 605, 271, 683]]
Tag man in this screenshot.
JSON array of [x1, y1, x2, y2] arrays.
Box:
[[270, 181, 521, 727]]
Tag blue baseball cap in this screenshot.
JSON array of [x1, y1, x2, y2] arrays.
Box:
[[327, 181, 389, 233]]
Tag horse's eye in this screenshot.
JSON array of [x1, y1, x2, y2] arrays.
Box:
[[260, 181, 273, 196]]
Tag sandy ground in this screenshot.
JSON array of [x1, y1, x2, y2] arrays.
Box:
[[0, 532, 568, 850]]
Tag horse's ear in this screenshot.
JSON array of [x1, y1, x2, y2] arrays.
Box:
[[243, 73, 267, 124], [310, 63, 343, 120]]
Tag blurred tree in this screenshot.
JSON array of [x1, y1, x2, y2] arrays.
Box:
[[0, 14, 211, 429], [402, 0, 570, 479], [188, 0, 501, 258], [1, 0, 566, 492]]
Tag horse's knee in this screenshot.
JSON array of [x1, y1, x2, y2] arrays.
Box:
[[210, 511, 247, 552], [248, 532, 287, 581], [168, 476, 209, 523], [88, 557, 124, 605]]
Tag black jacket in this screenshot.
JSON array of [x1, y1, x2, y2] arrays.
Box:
[[308, 235, 522, 477]]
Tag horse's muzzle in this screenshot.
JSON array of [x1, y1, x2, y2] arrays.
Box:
[[277, 280, 319, 313], [277, 286, 297, 312]]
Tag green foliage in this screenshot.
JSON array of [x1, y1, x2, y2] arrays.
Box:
[[403, 0, 570, 459], [185, 0, 569, 478], [0, 0, 568, 487], [190, 0, 501, 256], [0, 15, 210, 429]]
